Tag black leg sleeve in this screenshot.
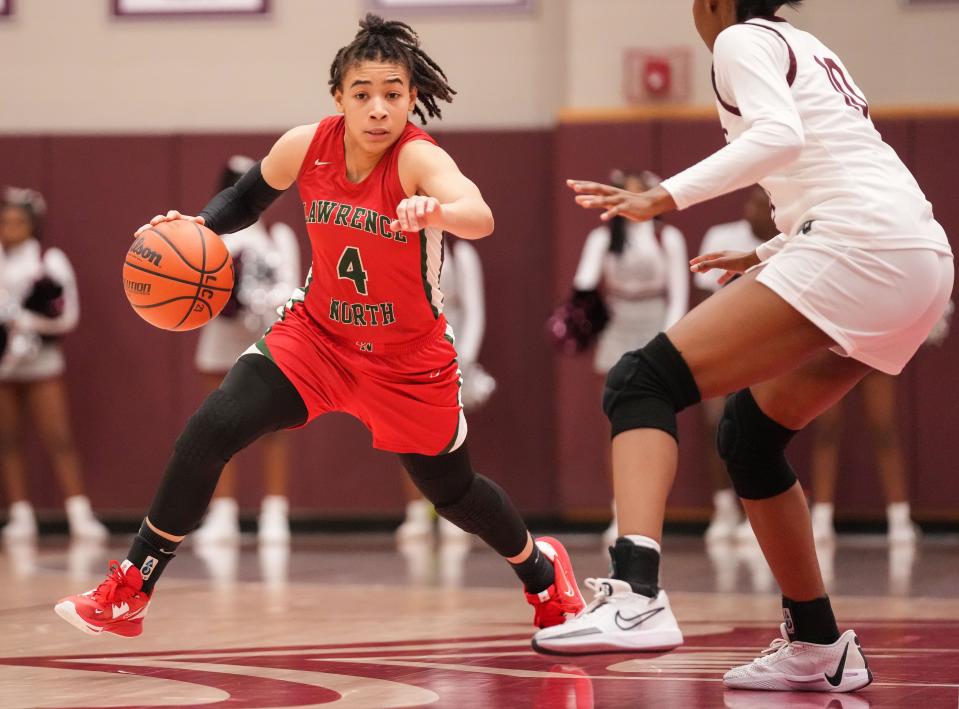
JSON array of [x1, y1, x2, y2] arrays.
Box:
[[399, 444, 530, 558], [147, 354, 307, 535]]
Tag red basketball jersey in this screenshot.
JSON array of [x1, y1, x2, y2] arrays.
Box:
[[295, 116, 446, 350]]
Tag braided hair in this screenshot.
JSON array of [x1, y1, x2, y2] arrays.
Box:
[[329, 14, 456, 125], [736, 0, 803, 22]]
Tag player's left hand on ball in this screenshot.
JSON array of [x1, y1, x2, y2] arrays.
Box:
[[391, 196, 441, 233], [567, 180, 664, 222], [134, 210, 206, 238]]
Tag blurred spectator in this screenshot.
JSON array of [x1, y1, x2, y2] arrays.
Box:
[[0, 187, 107, 541], [569, 170, 688, 547], [192, 156, 301, 546], [809, 301, 953, 545]]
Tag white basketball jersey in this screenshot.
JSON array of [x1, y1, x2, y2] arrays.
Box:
[[662, 17, 951, 255]]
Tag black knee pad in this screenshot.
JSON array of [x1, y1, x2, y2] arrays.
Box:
[[175, 355, 307, 463], [602, 332, 701, 440], [149, 354, 306, 536], [174, 388, 250, 464], [434, 474, 509, 536], [717, 389, 798, 500]]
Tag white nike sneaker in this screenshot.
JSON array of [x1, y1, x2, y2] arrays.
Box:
[[724, 624, 872, 692], [532, 578, 683, 655]]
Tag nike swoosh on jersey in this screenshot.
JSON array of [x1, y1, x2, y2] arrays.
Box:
[[315, 160, 332, 166], [614, 606, 665, 631], [824, 644, 849, 687]]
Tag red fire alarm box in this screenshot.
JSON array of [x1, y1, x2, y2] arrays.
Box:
[[623, 48, 691, 103]]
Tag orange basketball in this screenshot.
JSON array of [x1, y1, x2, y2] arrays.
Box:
[[122, 220, 234, 331]]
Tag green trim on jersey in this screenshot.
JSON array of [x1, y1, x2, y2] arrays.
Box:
[[255, 338, 275, 361], [419, 229, 439, 319], [274, 267, 314, 327]]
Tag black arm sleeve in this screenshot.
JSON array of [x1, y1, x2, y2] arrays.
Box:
[[198, 161, 286, 235]]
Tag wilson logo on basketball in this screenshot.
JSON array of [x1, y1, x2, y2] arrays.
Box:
[[129, 237, 163, 267], [124, 279, 151, 295]]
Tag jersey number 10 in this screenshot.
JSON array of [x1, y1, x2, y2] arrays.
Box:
[[815, 56, 869, 119]]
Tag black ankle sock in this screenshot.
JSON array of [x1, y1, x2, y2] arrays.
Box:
[[782, 595, 840, 644], [127, 520, 180, 594], [510, 544, 555, 595], [610, 538, 660, 598]]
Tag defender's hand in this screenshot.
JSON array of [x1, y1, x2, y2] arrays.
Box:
[[690, 250, 761, 286], [567, 181, 676, 222]]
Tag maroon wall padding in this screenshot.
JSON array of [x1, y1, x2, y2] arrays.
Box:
[[2, 118, 956, 522], [908, 119, 959, 516], [433, 130, 559, 513]]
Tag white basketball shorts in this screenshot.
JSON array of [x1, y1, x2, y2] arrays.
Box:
[[755, 238, 953, 374]]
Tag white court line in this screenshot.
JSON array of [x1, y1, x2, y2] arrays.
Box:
[[72, 658, 439, 709]]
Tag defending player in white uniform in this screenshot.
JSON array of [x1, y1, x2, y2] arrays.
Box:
[[535, 0, 953, 695]]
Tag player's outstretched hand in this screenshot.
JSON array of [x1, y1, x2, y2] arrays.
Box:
[[690, 250, 761, 286], [391, 196, 442, 233], [567, 180, 676, 222], [134, 210, 206, 238]]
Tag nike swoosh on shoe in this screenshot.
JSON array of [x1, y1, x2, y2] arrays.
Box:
[[547, 627, 603, 640], [824, 644, 849, 687], [614, 607, 664, 631]]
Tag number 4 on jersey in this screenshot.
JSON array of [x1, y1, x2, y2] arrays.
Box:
[[337, 246, 368, 295]]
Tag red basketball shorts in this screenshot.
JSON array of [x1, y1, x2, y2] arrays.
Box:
[[255, 305, 465, 456]]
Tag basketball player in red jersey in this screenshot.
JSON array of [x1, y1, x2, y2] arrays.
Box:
[[54, 14, 584, 638]]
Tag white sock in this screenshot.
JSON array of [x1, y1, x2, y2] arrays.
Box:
[[64, 495, 94, 521], [811, 502, 834, 523], [9, 500, 35, 521], [624, 534, 661, 554], [208, 497, 238, 516], [887, 501, 911, 526], [260, 495, 288, 516], [405, 499, 431, 522], [713, 488, 738, 511]]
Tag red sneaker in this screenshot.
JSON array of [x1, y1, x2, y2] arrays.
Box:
[[525, 537, 586, 628], [54, 560, 150, 637]]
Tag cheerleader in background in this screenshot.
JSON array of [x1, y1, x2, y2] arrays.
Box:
[[0, 187, 107, 541], [809, 301, 953, 545], [192, 157, 301, 545], [571, 171, 689, 547], [396, 235, 495, 546]]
